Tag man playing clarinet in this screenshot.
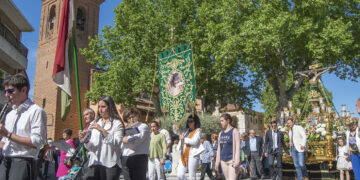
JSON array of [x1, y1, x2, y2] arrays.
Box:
[[0, 74, 47, 180]]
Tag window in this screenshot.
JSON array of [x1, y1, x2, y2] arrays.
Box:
[[0, 69, 9, 91], [76, 7, 86, 31], [49, 5, 56, 30]]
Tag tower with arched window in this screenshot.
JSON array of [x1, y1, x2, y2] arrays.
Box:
[[34, 0, 104, 140]]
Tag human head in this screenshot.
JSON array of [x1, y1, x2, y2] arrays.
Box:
[[186, 114, 201, 129], [83, 108, 95, 124], [150, 120, 160, 133], [63, 128, 72, 140], [174, 139, 179, 144], [249, 129, 256, 138], [287, 118, 294, 128], [128, 108, 140, 124], [211, 133, 218, 142], [73, 157, 81, 166], [271, 121, 278, 131], [220, 113, 235, 129], [154, 118, 162, 128], [241, 132, 248, 141], [337, 137, 345, 146], [170, 73, 181, 87], [349, 117, 358, 131], [3, 73, 30, 106], [97, 96, 121, 121], [201, 133, 207, 143]]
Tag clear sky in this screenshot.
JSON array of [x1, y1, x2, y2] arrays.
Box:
[[12, 0, 360, 118]]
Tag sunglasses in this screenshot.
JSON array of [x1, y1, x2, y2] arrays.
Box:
[[4, 88, 15, 95], [187, 120, 195, 123]]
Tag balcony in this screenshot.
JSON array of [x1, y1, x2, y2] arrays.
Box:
[[0, 22, 28, 58]]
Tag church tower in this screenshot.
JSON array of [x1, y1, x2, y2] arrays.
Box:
[[34, 0, 104, 140]]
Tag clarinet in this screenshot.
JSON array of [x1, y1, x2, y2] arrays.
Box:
[[0, 100, 10, 124]]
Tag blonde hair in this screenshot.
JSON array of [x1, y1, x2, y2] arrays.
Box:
[[201, 133, 207, 139]]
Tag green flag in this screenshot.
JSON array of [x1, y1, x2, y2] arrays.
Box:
[[158, 42, 196, 125]]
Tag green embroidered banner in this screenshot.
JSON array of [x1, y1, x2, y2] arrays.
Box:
[[158, 42, 196, 125]]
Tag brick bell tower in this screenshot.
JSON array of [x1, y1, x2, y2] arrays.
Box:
[[34, 0, 104, 140]]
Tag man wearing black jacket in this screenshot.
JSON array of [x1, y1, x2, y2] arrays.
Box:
[[245, 129, 264, 180], [264, 121, 289, 180]]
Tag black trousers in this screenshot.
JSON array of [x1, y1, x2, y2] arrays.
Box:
[[121, 154, 148, 180], [0, 157, 35, 180], [83, 164, 120, 180], [200, 163, 214, 180]]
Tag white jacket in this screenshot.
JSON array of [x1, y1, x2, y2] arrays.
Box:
[[173, 125, 202, 158], [346, 127, 360, 154], [288, 125, 307, 152]]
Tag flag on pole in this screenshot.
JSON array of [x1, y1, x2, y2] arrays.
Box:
[[52, 0, 75, 120]]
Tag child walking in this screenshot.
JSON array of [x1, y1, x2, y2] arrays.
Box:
[[337, 137, 352, 180]]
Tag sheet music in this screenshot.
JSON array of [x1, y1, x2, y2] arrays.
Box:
[[49, 139, 76, 157]]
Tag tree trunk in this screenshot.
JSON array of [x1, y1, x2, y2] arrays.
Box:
[[151, 91, 163, 117]]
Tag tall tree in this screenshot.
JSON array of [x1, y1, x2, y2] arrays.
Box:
[[81, 0, 260, 116], [236, 0, 359, 116]]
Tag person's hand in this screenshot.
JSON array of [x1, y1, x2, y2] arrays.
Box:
[[90, 123, 102, 131], [0, 124, 9, 137], [215, 164, 219, 172], [78, 130, 87, 138], [179, 134, 184, 140], [244, 154, 248, 159], [211, 157, 215, 161], [160, 159, 165, 165], [122, 137, 128, 144], [300, 145, 305, 150], [264, 153, 268, 157]]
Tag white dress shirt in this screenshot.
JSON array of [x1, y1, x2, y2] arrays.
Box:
[[122, 122, 151, 156], [85, 118, 124, 168], [2, 99, 47, 159], [272, 130, 278, 149]]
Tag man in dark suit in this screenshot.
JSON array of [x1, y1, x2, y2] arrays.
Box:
[[264, 121, 289, 180], [245, 129, 264, 180]]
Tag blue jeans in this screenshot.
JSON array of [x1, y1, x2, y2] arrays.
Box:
[[291, 146, 308, 180], [351, 154, 360, 180]]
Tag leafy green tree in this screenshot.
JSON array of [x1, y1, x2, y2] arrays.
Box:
[[80, 0, 260, 116], [236, 0, 359, 115], [81, 0, 359, 118]]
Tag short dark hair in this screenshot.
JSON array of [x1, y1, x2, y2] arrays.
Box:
[[3, 73, 30, 94], [63, 128, 72, 137], [271, 121, 278, 125], [287, 118, 294, 122]]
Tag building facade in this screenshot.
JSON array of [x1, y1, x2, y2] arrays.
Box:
[[34, 0, 104, 140], [0, 0, 33, 104]]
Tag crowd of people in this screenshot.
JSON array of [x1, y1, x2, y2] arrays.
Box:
[[0, 73, 359, 180]]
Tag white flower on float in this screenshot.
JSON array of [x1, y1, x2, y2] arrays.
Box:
[[321, 131, 327, 136], [321, 124, 326, 128], [332, 134, 337, 139]]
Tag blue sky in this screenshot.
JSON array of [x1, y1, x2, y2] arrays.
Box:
[[13, 0, 360, 118]]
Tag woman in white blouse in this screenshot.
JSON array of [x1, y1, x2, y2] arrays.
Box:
[[79, 96, 124, 180], [173, 114, 202, 180]]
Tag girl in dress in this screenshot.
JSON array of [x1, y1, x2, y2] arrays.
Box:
[[337, 137, 352, 180]]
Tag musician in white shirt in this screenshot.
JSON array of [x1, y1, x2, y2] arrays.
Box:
[[0, 74, 47, 180], [121, 108, 151, 180], [79, 96, 124, 180]]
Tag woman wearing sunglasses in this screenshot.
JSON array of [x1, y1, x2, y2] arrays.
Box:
[[79, 96, 124, 180], [173, 114, 202, 180]]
